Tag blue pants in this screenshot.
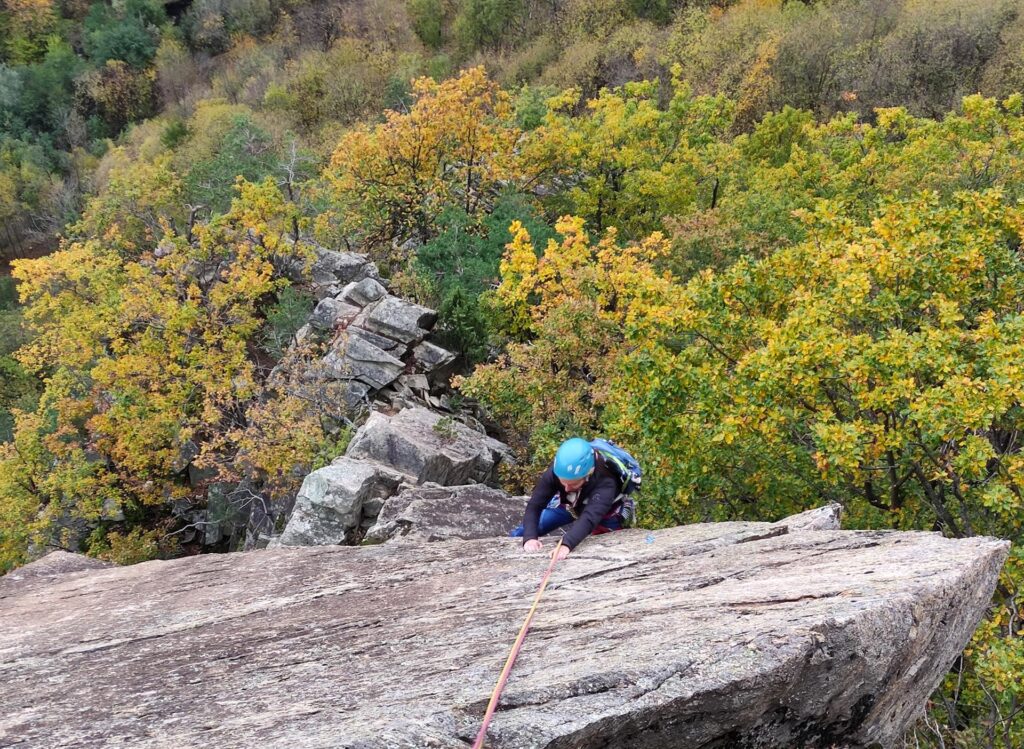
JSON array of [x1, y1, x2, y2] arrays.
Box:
[[510, 501, 622, 538]]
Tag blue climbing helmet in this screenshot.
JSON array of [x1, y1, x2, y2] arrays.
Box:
[[553, 437, 595, 480]]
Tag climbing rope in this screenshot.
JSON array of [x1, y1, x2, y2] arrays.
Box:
[[472, 536, 564, 748]]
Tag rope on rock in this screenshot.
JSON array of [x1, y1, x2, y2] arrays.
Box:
[[472, 536, 564, 749]]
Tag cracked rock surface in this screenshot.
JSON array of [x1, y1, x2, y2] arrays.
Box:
[[0, 522, 1007, 748]]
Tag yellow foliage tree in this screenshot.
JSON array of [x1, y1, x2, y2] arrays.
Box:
[[458, 215, 673, 486], [521, 77, 734, 239], [1, 178, 318, 569], [324, 66, 522, 255]]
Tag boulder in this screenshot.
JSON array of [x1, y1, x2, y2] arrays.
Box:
[[269, 248, 308, 283], [171, 440, 199, 473], [43, 516, 91, 559], [394, 373, 430, 396], [202, 483, 248, 546], [0, 521, 1008, 748], [101, 497, 125, 523], [339, 277, 388, 307], [292, 323, 313, 346], [359, 296, 437, 345], [347, 326, 406, 354], [337, 380, 372, 412], [309, 298, 360, 331], [412, 340, 457, 386], [310, 250, 379, 297], [365, 484, 528, 544], [345, 407, 512, 485], [187, 461, 217, 487], [772, 502, 842, 531], [278, 458, 405, 546], [323, 334, 405, 391]]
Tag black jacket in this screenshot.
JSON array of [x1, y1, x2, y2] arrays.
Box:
[[521, 453, 623, 550]]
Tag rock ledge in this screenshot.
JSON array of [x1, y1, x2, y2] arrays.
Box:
[[0, 522, 1007, 748]]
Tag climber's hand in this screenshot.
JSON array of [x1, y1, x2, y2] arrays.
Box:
[[552, 544, 571, 562], [523, 539, 543, 552]]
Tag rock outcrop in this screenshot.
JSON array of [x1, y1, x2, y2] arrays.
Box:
[[0, 518, 1008, 748], [770, 503, 842, 532], [299, 251, 457, 414], [171, 248, 497, 552], [0, 551, 111, 598], [278, 407, 517, 546], [310, 248, 380, 298], [269, 246, 516, 550]]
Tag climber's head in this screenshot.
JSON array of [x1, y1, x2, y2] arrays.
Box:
[[553, 437, 595, 490]]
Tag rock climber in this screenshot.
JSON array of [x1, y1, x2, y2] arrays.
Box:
[[510, 437, 628, 561]]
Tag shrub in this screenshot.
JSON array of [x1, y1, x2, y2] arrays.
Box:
[[83, 0, 167, 68], [409, 0, 446, 48], [260, 285, 313, 361]]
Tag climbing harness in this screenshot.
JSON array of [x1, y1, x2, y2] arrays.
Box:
[[471, 536, 564, 748]]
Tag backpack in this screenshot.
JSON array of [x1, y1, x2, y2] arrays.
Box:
[[590, 438, 642, 526]]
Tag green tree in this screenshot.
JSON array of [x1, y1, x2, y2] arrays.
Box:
[[0, 277, 38, 443], [453, 0, 522, 50], [17, 37, 84, 134], [83, 0, 167, 68], [176, 103, 282, 216], [410, 192, 555, 362], [1, 0, 59, 65], [409, 0, 445, 48]]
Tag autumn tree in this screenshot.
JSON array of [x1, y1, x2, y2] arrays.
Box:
[[1, 0, 59, 64], [522, 78, 733, 239], [457, 214, 673, 485], [80, 59, 156, 135], [605, 190, 1024, 746], [460, 92, 1024, 745], [0, 177, 323, 569], [323, 66, 522, 256]]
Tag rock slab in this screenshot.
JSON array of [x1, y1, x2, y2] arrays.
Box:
[[0, 522, 1008, 748]]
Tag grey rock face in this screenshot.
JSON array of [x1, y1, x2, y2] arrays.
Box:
[[347, 326, 406, 353], [270, 249, 308, 283], [171, 439, 199, 473], [323, 334, 406, 391], [345, 407, 513, 485], [338, 380, 372, 412], [0, 525, 1007, 749], [0, 551, 112, 598], [394, 373, 430, 396], [278, 458, 405, 546], [359, 296, 437, 345], [412, 340, 457, 387], [365, 484, 528, 543], [412, 340, 456, 372], [203, 483, 248, 546]]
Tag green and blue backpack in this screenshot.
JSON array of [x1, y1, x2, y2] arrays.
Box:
[[590, 438, 643, 526]]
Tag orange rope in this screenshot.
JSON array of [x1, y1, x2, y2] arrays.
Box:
[[472, 536, 564, 749]]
